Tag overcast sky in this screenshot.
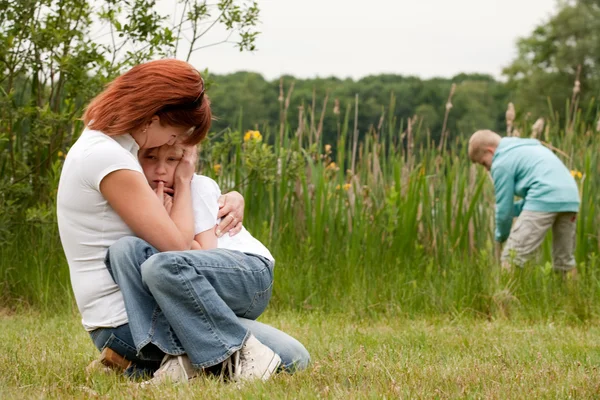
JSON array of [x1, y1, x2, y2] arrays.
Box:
[[161, 0, 558, 81]]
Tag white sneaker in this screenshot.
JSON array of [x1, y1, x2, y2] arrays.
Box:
[[140, 354, 200, 387], [224, 334, 281, 382]]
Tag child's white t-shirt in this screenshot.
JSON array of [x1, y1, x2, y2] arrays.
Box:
[[191, 174, 274, 262]]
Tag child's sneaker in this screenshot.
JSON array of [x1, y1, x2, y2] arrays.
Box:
[[223, 334, 281, 382], [140, 354, 200, 387]]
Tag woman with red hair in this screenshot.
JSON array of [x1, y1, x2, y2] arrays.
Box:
[[57, 59, 309, 385]]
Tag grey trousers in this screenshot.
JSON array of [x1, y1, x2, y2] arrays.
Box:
[[502, 210, 577, 271]]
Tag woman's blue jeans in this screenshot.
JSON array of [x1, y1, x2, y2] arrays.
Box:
[[94, 236, 309, 374]]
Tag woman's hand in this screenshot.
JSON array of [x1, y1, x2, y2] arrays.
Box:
[[215, 191, 245, 237], [174, 145, 197, 187]]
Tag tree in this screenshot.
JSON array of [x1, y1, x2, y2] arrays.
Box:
[[0, 0, 260, 237], [503, 0, 600, 120]]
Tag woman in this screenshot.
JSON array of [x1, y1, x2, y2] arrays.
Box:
[[57, 59, 309, 384]]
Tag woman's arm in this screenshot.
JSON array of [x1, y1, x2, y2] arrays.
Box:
[[100, 146, 198, 252], [100, 171, 194, 251]]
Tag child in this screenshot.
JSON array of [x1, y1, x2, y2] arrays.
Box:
[[139, 144, 274, 260], [468, 130, 580, 274], [137, 144, 280, 382]]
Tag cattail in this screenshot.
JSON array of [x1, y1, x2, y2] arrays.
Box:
[[573, 80, 580, 96], [531, 118, 544, 138], [506, 103, 515, 135], [445, 84, 456, 111], [439, 84, 456, 151], [568, 66, 582, 136], [278, 78, 284, 103], [333, 98, 340, 115]]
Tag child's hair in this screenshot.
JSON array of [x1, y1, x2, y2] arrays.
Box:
[[468, 130, 501, 162], [84, 59, 211, 145], [139, 143, 185, 158]]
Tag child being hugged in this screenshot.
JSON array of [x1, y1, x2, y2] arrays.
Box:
[[139, 144, 275, 316]]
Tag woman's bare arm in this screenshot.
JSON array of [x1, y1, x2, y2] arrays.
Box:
[[100, 145, 198, 252], [100, 170, 194, 251]]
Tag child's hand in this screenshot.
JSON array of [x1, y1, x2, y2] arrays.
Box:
[[174, 145, 197, 185], [163, 192, 173, 214], [154, 181, 174, 214]]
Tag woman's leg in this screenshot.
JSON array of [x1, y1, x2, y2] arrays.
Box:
[[238, 318, 310, 372], [105, 236, 274, 369], [89, 323, 163, 378]]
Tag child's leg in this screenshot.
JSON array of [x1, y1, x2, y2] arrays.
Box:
[[501, 210, 556, 267], [552, 212, 578, 272], [238, 318, 310, 373]]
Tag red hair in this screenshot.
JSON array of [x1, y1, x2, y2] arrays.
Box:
[[83, 59, 211, 145]]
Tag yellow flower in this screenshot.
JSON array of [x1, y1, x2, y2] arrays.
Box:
[[570, 170, 583, 179], [213, 164, 222, 175], [326, 162, 338, 171], [324, 144, 332, 153], [335, 184, 341, 190], [343, 183, 351, 191], [244, 130, 262, 142], [57, 151, 64, 158]]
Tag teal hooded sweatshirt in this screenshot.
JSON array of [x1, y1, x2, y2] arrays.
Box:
[[491, 138, 580, 242]]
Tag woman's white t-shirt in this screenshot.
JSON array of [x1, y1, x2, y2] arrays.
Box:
[[57, 130, 274, 332], [57, 129, 142, 331]]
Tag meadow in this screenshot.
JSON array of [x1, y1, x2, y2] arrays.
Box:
[[1, 87, 599, 399]]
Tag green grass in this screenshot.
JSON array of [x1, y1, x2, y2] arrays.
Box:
[[1, 95, 599, 318], [1, 96, 599, 398], [1, 309, 600, 399]]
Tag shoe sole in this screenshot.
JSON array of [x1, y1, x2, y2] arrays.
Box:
[[259, 353, 282, 381]]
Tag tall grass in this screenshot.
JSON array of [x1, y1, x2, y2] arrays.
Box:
[[1, 93, 599, 322], [204, 93, 600, 321]]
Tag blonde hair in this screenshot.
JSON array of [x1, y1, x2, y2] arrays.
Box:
[[139, 143, 185, 159], [468, 130, 501, 163]]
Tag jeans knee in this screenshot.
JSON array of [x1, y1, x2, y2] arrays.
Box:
[[140, 253, 175, 289], [109, 237, 148, 259], [284, 342, 311, 372]]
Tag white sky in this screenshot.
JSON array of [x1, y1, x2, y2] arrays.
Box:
[[160, 0, 558, 80]]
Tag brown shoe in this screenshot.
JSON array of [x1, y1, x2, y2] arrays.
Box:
[[100, 347, 132, 371], [85, 359, 113, 376]]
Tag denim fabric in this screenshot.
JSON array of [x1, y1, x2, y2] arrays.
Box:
[[89, 323, 162, 378], [103, 236, 306, 369], [90, 317, 310, 375]]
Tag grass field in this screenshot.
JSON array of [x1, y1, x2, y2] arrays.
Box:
[[1, 73, 599, 399], [2, 309, 600, 399]]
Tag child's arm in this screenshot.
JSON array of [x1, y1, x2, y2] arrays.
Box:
[[190, 175, 223, 250], [491, 165, 516, 243], [513, 199, 525, 217], [193, 228, 218, 250]]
